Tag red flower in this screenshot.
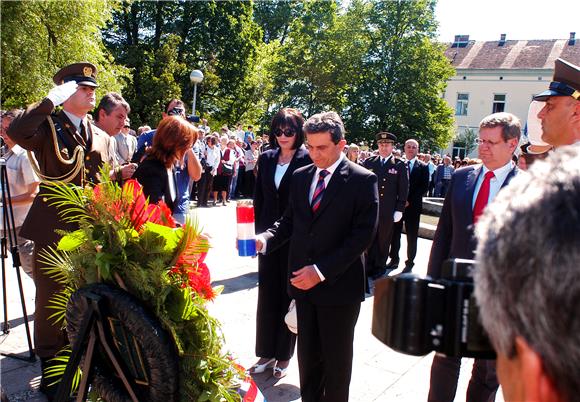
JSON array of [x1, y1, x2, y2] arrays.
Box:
[[122, 180, 176, 230]]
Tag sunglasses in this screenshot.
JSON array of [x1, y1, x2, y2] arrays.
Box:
[[274, 128, 296, 137]]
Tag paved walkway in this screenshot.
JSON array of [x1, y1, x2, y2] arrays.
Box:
[[0, 202, 504, 401]]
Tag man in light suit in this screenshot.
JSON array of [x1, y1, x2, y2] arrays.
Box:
[[388, 139, 430, 272], [257, 111, 379, 402], [426, 112, 521, 402], [362, 132, 408, 279]]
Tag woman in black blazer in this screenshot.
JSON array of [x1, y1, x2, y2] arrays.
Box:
[[251, 108, 312, 378], [133, 116, 197, 214]]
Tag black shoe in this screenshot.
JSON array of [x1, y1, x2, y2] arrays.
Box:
[[386, 259, 399, 269], [402, 263, 414, 274]]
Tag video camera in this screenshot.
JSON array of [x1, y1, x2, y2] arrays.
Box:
[[372, 258, 495, 359], [167, 107, 185, 117]]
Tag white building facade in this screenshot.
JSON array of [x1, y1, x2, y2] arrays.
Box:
[[442, 34, 579, 157]]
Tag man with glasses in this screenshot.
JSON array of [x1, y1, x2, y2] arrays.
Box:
[[426, 112, 521, 402], [363, 132, 408, 280], [131, 98, 187, 163]]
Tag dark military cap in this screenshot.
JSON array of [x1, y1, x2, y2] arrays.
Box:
[[534, 58, 580, 101], [53, 62, 98, 87], [376, 131, 397, 143]]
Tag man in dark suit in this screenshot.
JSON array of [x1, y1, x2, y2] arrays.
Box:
[[8, 62, 116, 400], [388, 139, 430, 272], [362, 132, 408, 279], [256, 111, 378, 402], [426, 112, 521, 402], [434, 156, 454, 197]]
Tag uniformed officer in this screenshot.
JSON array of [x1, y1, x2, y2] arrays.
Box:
[[7, 62, 113, 400], [362, 132, 409, 280], [531, 58, 580, 147]]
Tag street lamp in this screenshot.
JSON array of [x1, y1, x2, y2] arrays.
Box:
[[189, 69, 204, 117]]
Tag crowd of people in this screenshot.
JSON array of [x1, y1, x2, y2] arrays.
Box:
[[0, 56, 579, 402]]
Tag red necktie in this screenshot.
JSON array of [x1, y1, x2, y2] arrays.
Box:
[[473, 171, 495, 223]]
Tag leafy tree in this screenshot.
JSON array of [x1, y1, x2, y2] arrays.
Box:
[[454, 127, 478, 156], [343, 0, 455, 149], [1, 0, 127, 110], [253, 0, 304, 45], [102, 0, 262, 129]]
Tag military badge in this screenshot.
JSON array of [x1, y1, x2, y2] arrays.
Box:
[[83, 66, 93, 77]]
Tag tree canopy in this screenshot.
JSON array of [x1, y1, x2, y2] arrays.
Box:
[[1, 0, 127, 109], [2, 0, 456, 149]]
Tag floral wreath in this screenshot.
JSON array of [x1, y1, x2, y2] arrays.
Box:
[[41, 169, 242, 401]]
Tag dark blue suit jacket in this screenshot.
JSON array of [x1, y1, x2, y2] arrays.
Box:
[[427, 164, 518, 278]]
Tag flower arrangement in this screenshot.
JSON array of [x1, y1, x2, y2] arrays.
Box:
[[41, 170, 242, 401]]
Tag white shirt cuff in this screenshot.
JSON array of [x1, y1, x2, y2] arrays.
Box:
[[313, 264, 325, 282], [256, 234, 267, 254]]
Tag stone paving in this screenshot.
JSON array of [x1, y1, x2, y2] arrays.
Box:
[[0, 202, 504, 401]]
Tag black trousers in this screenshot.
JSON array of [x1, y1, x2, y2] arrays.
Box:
[[295, 300, 361, 402], [255, 250, 296, 361], [428, 355, 498, 402], [365, 217, 394, 275], [197, 167, 214, 206], [389, 206, 421, 267]]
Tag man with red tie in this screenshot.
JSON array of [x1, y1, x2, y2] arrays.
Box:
[[256, 111, 379, 402], [426, 112, 521, 402]]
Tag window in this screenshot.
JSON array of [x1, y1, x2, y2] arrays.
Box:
[[455, 93, 469, 116], [492, 94, 506, 113]]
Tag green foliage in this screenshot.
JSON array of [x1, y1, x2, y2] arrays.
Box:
[[45, 348, 82, 392], [1, 0, 128, 109], [102, 0, 262, 130], [455, 127, 478, 155], [42, 175, 240, 401]]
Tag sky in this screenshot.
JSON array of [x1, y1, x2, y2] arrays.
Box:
[[435, 0, 579, 42]]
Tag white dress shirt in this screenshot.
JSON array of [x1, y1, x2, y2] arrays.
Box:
[[472, 160, 515, 208], [308, 153, 345, 203]]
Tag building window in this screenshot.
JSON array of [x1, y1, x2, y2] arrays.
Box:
[[492, 94, 506, 113], [455, 93, 469, 116]]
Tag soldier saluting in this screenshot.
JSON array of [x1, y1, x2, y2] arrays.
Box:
[[7, 62, 117, 400]]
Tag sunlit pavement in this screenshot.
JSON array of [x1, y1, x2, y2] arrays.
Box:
[[0, 201, 505, 401]]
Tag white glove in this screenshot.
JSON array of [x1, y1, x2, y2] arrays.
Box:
[[393, 211, 403, 223], [46, 81, 78, 107]]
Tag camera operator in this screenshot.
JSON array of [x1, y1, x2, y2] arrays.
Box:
[[474, 144, 580, 402], [0, 109, 40, 276], [426, 112, 521, 402]]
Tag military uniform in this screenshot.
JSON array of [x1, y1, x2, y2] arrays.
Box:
[[362, 133, 408, 278], [7, 63, 112, 361]]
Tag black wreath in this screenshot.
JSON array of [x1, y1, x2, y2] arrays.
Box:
[[66, 283, 180, 402]]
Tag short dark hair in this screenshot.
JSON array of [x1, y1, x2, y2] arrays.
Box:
[[94, 92, 130, 122], [269, 108, 305, 150], [479, 112, 521, 142], [303, 111, 344, 144]]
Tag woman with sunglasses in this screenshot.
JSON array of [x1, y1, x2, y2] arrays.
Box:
[[251, 108, 312, 379]]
